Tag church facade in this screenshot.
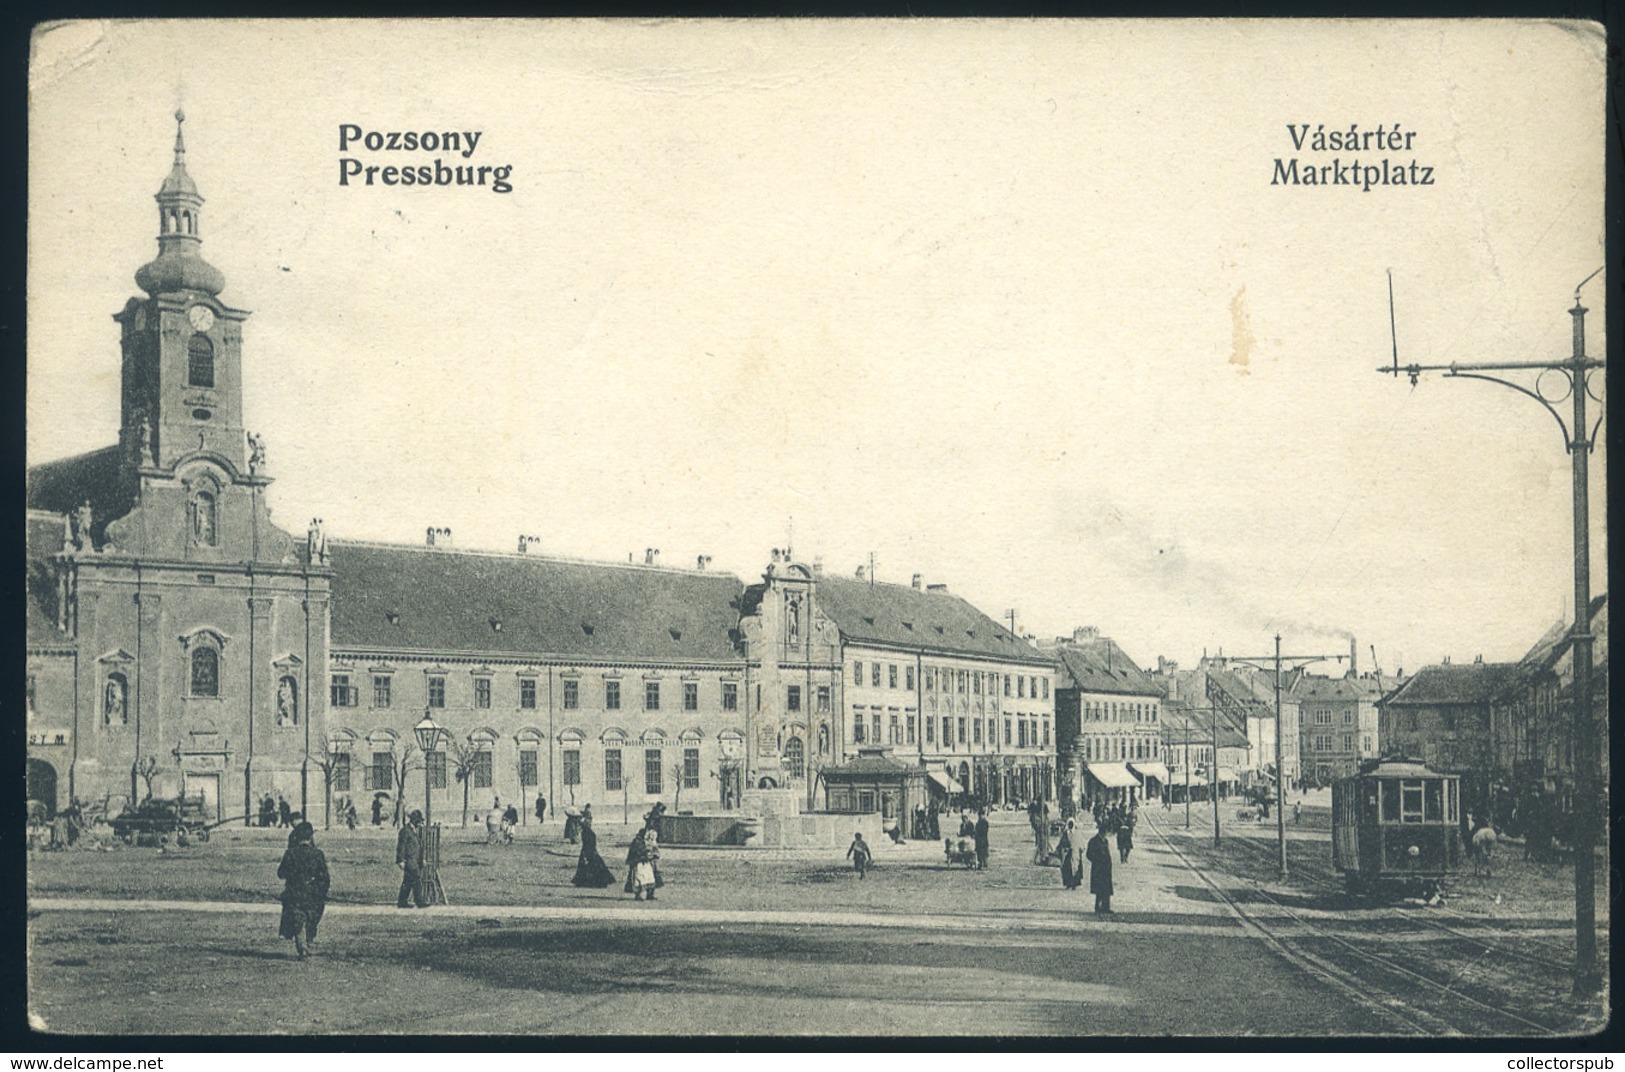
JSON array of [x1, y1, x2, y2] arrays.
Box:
[[26, 118, 1057, 827]]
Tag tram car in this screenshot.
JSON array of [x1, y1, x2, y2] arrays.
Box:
[[1331, 758, 1463, 899]]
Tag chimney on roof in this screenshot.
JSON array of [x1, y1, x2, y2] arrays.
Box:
[[926, 583, 948, 593], [426, 526, 451, 548], [1073, 626, 1099, 644], [912, 573, 922, 590], [1474, 654, 1483, 664], [644, 548, 660, 566], [696, 554, 712, 571], [1348, 637, 1358, 679], [812, 557, 823, 576], [855, 565, 866, 580]]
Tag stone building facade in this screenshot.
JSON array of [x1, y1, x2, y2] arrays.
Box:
[[26, 114, 329, 820]]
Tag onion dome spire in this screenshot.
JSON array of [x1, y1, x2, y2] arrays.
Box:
[[135, 110, 226, 297]]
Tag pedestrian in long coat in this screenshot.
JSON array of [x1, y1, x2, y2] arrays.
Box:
[[973, 811, 990, 870], [277, 821, 330, 959], [571, 811, 617, 888], [396, 810, 428, 908], [277, 795, 292, 828], [534, 793, 547, 824], [1085, 825, 1114, 914], [1116, 821, 1134, 864], [1058, 818, 1084, 889]]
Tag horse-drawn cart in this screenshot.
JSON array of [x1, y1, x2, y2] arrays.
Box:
[[110, 795, 226, 846]]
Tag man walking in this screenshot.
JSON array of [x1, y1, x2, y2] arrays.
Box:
[[1085, 822, 1114, 915], [534, 792, 547, 825], [396, 809, 428, 908], [973, 809, 990, 870]]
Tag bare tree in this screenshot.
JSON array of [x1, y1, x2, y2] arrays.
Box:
[[447, 737, 478, 827], [134, 756, 160, 802], [307, 747, 342, 829], [389, 744, 423, 828]]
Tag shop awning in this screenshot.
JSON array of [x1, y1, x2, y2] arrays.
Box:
[[1169, 769, 1208, 786], [927, 770, 965, 794], [1085, 762, 1139, 789], [1130, 761, 1171, 782], [1215, 767, 1240, 783]]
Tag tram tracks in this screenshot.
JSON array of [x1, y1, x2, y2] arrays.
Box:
[[1145, 814, 1568, 1037], [1219, 827, 1594, 981]]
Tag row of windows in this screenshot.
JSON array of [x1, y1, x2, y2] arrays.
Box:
[[331, 674, 764, 713], [333, 745, 719, 795], [1310, 734, 1359, 753], [853, 662, 1052, 702], [1083, 735, 1157, 761], [561, 746, 711, 792], [849, 711, 1051, 750], [1310, 708, 1356, 726], [1083, 699, 1158, 723]]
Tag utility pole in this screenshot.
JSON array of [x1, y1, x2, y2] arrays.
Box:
[[1211, 705, 1222, 846], [1379, 271, 1605, 996], [1183, 721, 1192, 830], [1223, 638, 1344, 879]]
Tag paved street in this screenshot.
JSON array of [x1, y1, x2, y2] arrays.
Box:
[[26, 809, 1606, 1036]]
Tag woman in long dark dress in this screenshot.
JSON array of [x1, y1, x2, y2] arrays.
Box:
[[1058, 818, 1083, 889], [277, 821, 330, 959], [571, 812, 617, 888]]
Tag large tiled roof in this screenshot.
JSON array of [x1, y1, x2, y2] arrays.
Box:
[[1160, 702, 1249, 748], [812, 574, 1054, 666], [24, 513, 70, 648], [1381, 662, 1522, 706], [26, 445, 127, 516], [1053, 639, 1162, 697], [328, 541, 746, 663]]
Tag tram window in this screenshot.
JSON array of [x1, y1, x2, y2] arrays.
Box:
[[1446, 779, 1458, 823], [1362, 789, 1379, 824], [1401, 780, 1425, 823], [1424, 780, 1443, 822], [1381, 780, 1400, 822]]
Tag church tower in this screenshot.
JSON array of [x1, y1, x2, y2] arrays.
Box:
[[105, 111, 287, 564], [27, 114, 330, 823]]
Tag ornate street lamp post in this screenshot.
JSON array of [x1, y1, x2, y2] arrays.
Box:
[[413, 712, 445, 830]]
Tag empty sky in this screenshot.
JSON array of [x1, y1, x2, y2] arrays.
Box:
[[28, 19, 1606, 670]]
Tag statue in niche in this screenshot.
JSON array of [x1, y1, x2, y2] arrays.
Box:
[[71, 500, 94, 552], [307, 518, 328, 565], [138, 415, 154, 465], [817, 723, 830, 755], [277, 678, 298, 726], [785, 597, 801, 644], [103, 677, 126, 725], [247, 432, 266, 474]]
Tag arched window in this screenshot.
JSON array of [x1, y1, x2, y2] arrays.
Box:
[[784, 736, 805, 779], [189, 489, 217, 546], [190, 646, 219, 697], [188, 335, 215, 388]]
